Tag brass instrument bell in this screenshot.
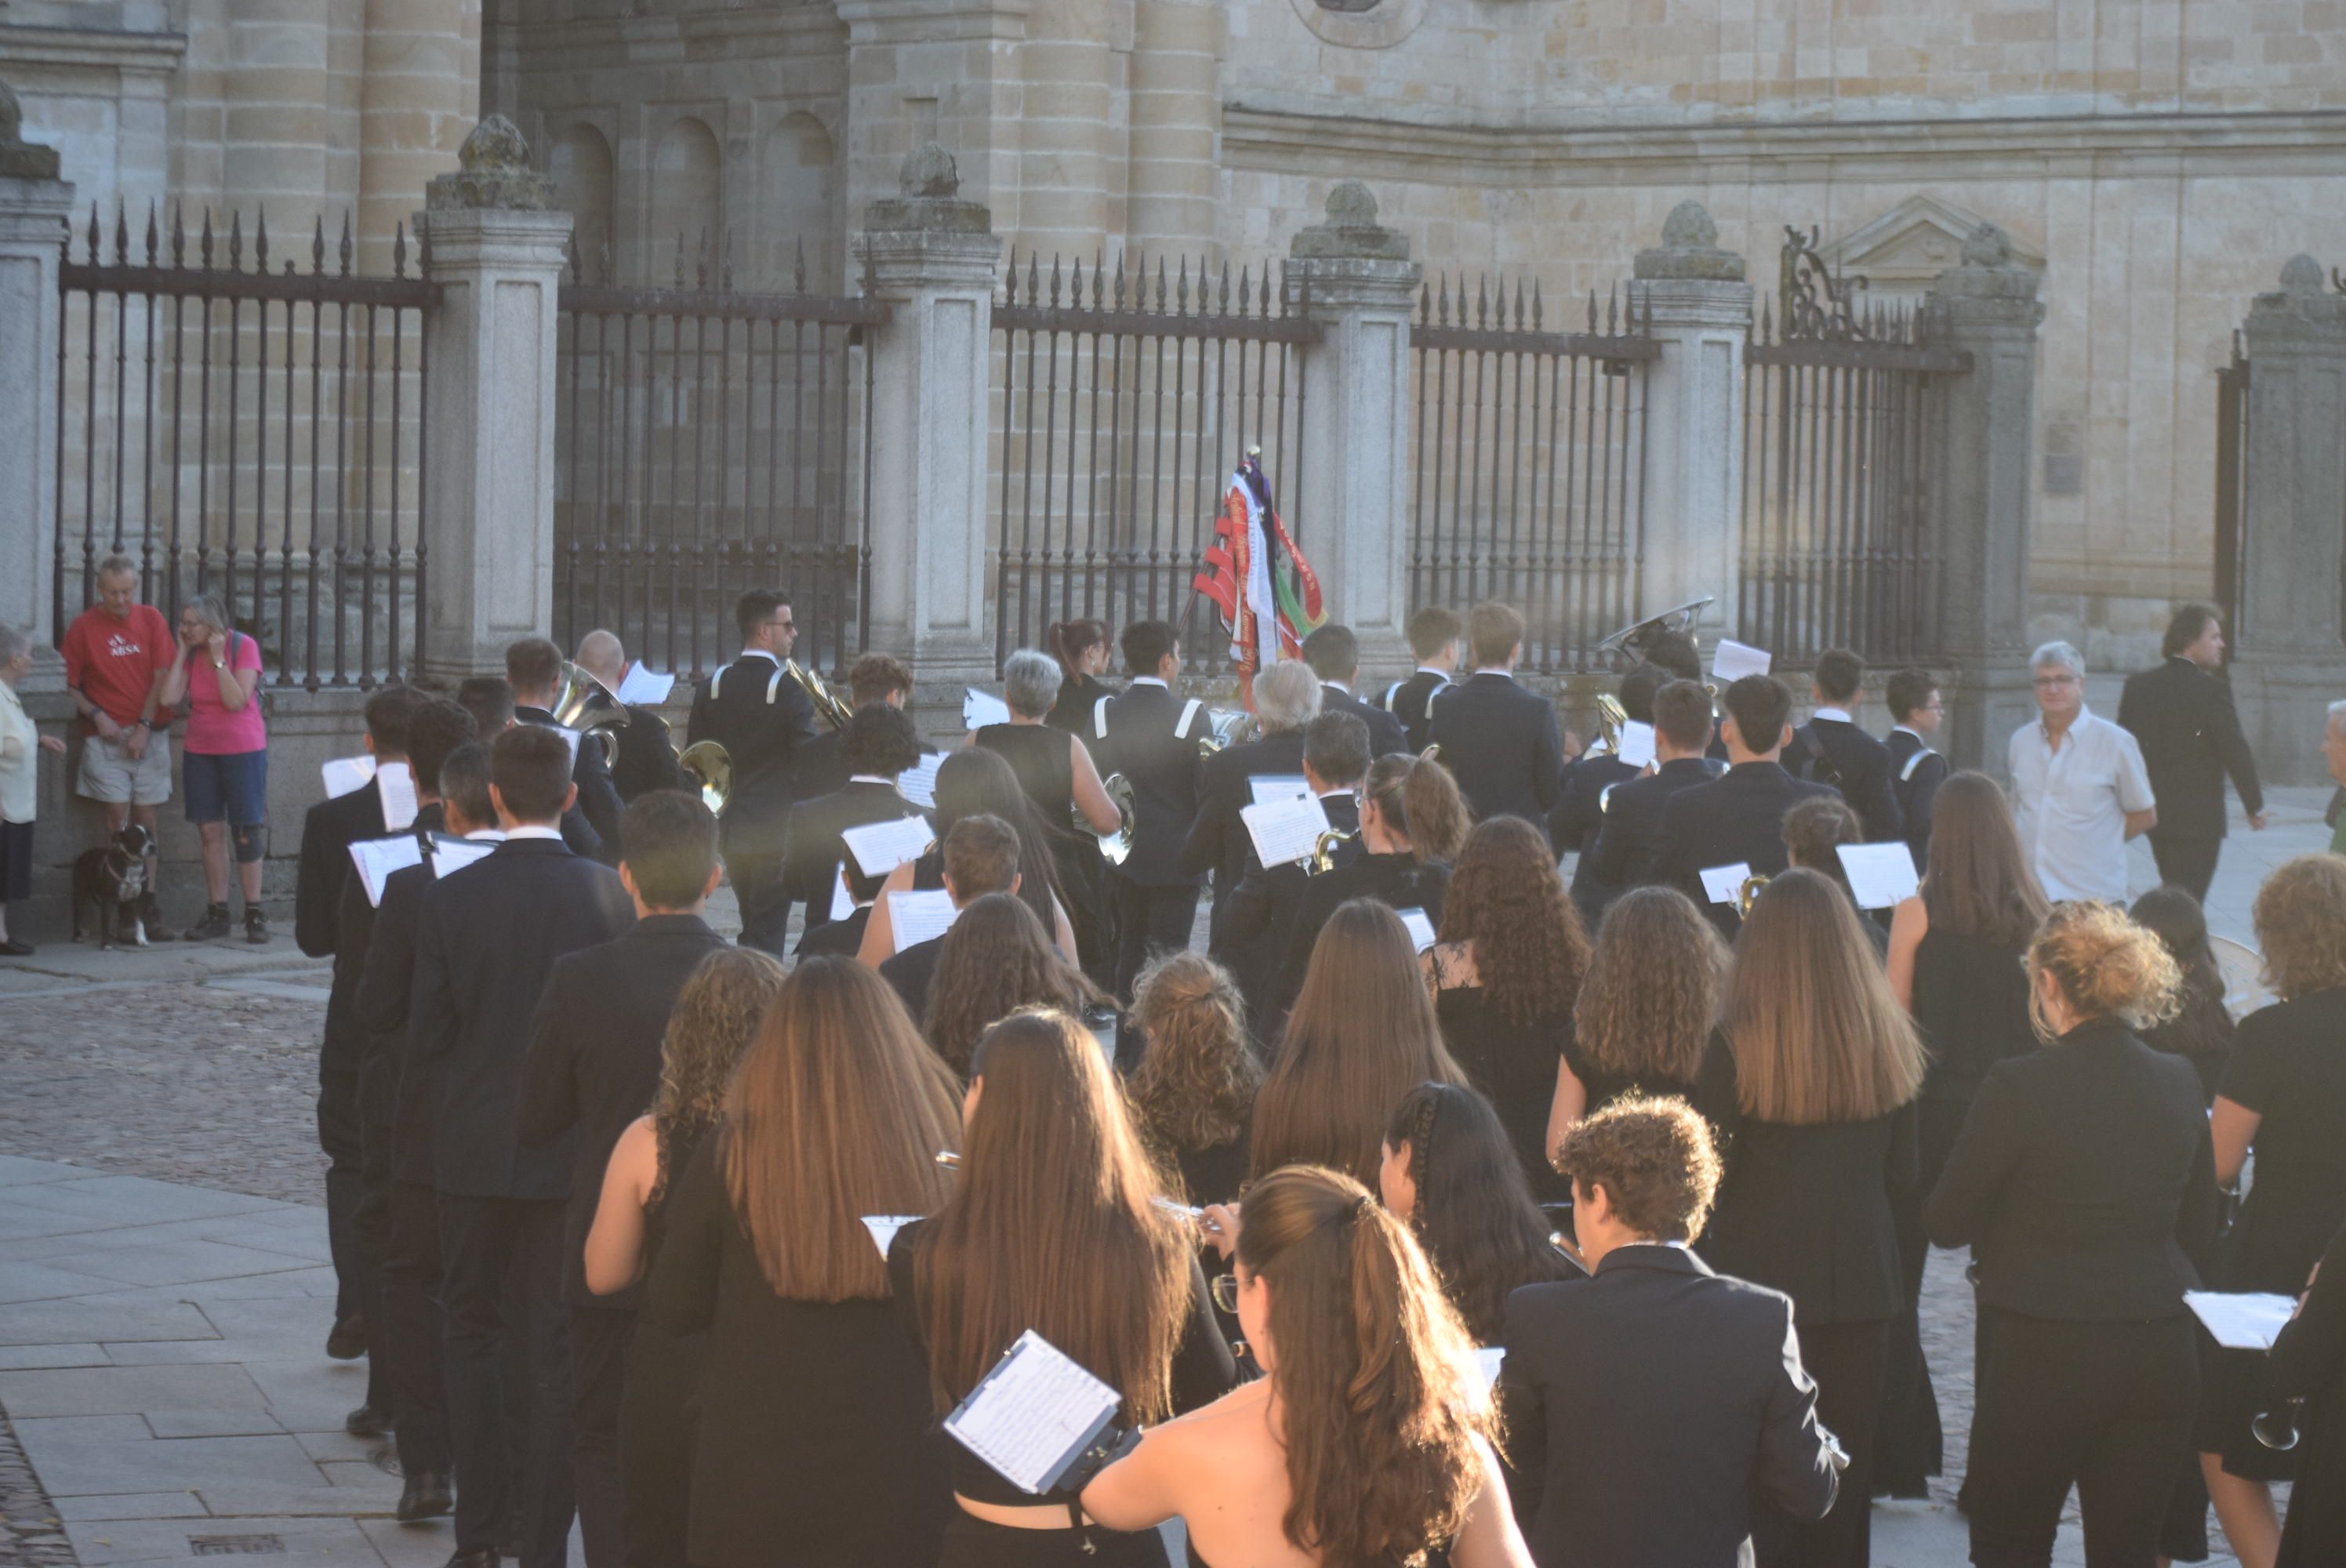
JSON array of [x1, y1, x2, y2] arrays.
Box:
[[676, 739, 734, 816], [1590, 693, 1628, 757], [1198, 707, 1258, 755], [548, 659, 631, 775], [1080, 772, 1138, 867], [785, 659, 855, 731], [1593, 595, 1716, 672], [1735, 872, 1771, 920], [1304, 826, 1358, 876]]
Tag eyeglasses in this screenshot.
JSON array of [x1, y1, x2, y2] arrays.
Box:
[[2032, 674, 2079, 689], [1210, 1273, 1242, 1315]]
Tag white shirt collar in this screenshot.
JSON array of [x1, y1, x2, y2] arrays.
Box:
[[504, 825, 562, 840], [1416, 666, 1451, 681], [1812, 706, 1852, 724], [1315, 786, 1355, 802], [463, 829, 507, 843], [848, 773, 895, 786], [1893, 724, 1926, 742], [1472, 668, 1516, 681], [1322, 679, 1352, 695], [1131, 676, 1168, 690], [735, 648, 780, 666], [2038, 702, 2094, 741]]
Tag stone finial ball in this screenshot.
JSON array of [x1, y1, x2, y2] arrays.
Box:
[[459, 115, 531, 173], [1325, 181, 1379, 227], [1961, 223, 2016, 269], [900, 143, 960, 201], [2280, 254, 2326, 297], [1660, 200, 1716, 250]]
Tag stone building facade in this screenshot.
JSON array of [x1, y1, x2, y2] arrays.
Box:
[[7, 0, 2346, 659]]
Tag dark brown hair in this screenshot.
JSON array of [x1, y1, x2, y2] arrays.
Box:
[[922, 893, 1098, 1076], [1652, 678, 1712, 752], [931, 747, 1065, 935], [721, 959, 962, 1300], [1922, 771, 2049, 948], [1361, 753, 1469, 865], [488, 724, 573, 821], [503, 636, 562, 695], [940, 814, 1020, 901], [1437, 816, 1591, 1026], [846, 652, 913, 706], [913, 1010, 1193, 1422], [1467, 601, 1524, 667], [1048, 619, 1110, 683], [1407, 605, 1462, 659], [650, 948, 788, 1213], [1552, 1094, 1723, 1241], [1813, 647, 1865, 704], [1252, 901, 1467, 1185], [1781, 795, 1862, 887], [1576, 886, 1725, 1086], [1384, 1083, 1572, 1343], [1128, 951, 1259, 1157], [1236, 1166, 1491, 1565]]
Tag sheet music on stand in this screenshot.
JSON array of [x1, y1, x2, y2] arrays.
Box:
[[898, 752, 944, 809], [615, 665, 676, 706], [943, 1330, 1121, 1497], [1240, 793, 1331, 870], [888, 889, 960, 952], [964, 688, 1011, 731], [1248, 774, 1309, 807], [349, 834, 425, 907], [321, 755, 376, 799], [841, 816, 935, 879]]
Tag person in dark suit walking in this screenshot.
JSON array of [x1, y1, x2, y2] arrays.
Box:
[[779, 703, 931, 941], [1927, 902, 2219, 1568], [2117, 604, 2266, 901], [1179, 661, 1320, 945], [517, 791, 727, 1568], [1651, 674, 1842, 940], [1211, 710, 1370, 1027], [296, 684, 423, 1373], [1589, 678, 1723, 891], [1425, 601, 1567, 828], [1091, 619, 1210, 996], [1883, 668, 1948, 871], [1498, 1096, 1842, 1568], [409, 726, 636, 1568], [1302, 622, 1407, 758], [510, 637, 628, 865], [572, 630, 685, 804], [1374, 604, 1462, 753], [1781, 648, 1902, 844], [1550, 663, 1662, 920], [685, 590, 819, 955], [788, 653, 917, 803], [455, 675, 605, 862]]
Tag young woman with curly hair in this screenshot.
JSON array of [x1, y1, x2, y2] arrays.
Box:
[[1560, 885, 1726, 1152], [1127, 951, 1260, 1205], [1696, 868, 1928, 1567], [581, 946, 787, 1568], [1927, 898, 2217, 1568], [1081, 1165, 1535, 1568], [1379, 1082, 1576, 1345], [2197, 853, 2346, 1565], [1252, 898, 1469, 1189], [1423, 815, 1593, 1202], [921, 892, 1102, 1076]]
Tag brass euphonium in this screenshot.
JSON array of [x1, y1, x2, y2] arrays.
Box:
[[785, 659, 855, 730], [1305, 826, 1358, 876], [675, 739, 734, 816], [1078, 773, 1138, 867], [548, 660, 631, 775], [1736, 872, 1771, 920]]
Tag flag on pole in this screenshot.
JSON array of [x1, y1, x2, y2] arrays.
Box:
[[1193, 449, 1325, 707]]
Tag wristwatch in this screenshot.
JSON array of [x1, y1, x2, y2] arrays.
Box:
[[210, 656, 226, 670]]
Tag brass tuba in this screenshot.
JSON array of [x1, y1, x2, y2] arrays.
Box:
[[549, 660, 631, 775], [676, 739, 734, 816], [1080, 772, 1138, 867], [1305, 826, 1358, 876], [785, 659, 855, 731]]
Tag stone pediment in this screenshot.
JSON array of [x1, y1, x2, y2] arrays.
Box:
[[1818, 195, 2043, 286]]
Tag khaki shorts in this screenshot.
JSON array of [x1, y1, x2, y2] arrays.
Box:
[[77, 730, 174, 807]]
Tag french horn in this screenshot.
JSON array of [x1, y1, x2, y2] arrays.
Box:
[[785, 659, 855, 731], [1079, 772, 1138, 868], [676, 739, 734, 816]]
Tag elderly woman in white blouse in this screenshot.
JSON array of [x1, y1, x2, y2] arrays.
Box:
[[1, 624, 71, 956]]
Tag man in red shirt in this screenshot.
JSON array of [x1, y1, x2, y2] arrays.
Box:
[[62, 554, 175, 940]]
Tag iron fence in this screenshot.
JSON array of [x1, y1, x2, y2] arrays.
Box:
[[55, 204, 436, 687], [2212, 331, 2250, 654], [1407, 278, 1658, 674], [990, 252, 1320, 676], [553, 241, 881, 682], [1738, 227, 1969, 665]]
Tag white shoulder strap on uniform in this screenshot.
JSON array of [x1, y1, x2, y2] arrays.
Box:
[[709, 662, 728, 700], [1176, 698, 1204, 738], [1900, 746, 1938, 783], [1383, 681, 1404, 709], [1094, 695, 1114, 740], [764, 666, 786, 706]]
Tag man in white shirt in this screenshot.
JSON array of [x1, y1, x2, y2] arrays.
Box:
[[2007, 641, 2156, 902]]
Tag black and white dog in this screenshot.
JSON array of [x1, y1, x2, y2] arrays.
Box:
[[71, 824, 156, 949]]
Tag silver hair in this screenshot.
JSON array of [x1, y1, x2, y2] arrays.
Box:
[[2029, 640, 2086, 679], [96, 554, 137, 583], [1253, 660, 1324, 734], [0, 624, 29, 666], [2328, 699, 2346, 735], [1001, 648, 1064, 718], [183, 592, 232, 634]]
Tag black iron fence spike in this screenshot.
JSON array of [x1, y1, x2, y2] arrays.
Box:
[[143, 201, 158, 265], [339, 209, 353, 276], [170, 201, 185, 267], [255, 205, 268, 268], [227, 210, 242, 270], [85, 201, 100, 265], [201, 209, 215, 269], [312, 213, 325, 273], [393, 220, 407, 278]]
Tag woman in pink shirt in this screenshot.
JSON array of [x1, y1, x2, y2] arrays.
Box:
[[160, 593, 269, 942]]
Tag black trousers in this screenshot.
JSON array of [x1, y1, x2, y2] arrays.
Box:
[[350, 1061, 396, 1417], [1968, 1309, 2198, 1568], [1755, 1317, 1887, 1568], [724, 850, 791, 957], [618, 1320, 698, 1568], [381, 1178, 451, 1480], [440, 1193, 574, 1568], [318, 1062, 365, 1327], [2148, 834, 2221, 903], [571, 1305, 634, 1568], [1108, 874, 1200, 1000]]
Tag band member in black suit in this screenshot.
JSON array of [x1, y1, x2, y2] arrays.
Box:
[[1425, 601, 1567, 827], [572, 630, 685, 804], [1302, 622, 1407, 758], [510, 637, 627, 864], [1178, 660, 1320, 944], [1375, 604, 1462, 753], [1212, 710, 1370, 1026], [1091, 619, 1210, 996], [877, 814, 1023, 1024], [790, 652, 917, 803], [1927, 902, 2219, 1568], [296, 684, 423, 1375], [409, 727, 635, 1568], [453, 675, 605, 862], [1044, 619, 1121, 743], [1499, 1097, 1842, 1566], [685, 590, 819, 956], [780, 703, 931, 940], [334, 699, 473, 1458], [358, 735, 498, 1525], [2117, 604, 2266, 901], [1781, 648, 1902, 844], [1550, 664, 1662, 923], [1590, 679, 1723, 891], [1883, 667, 1948, 871], [518, 792, 726, 1568], [1652, 673, 1842, 940]]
